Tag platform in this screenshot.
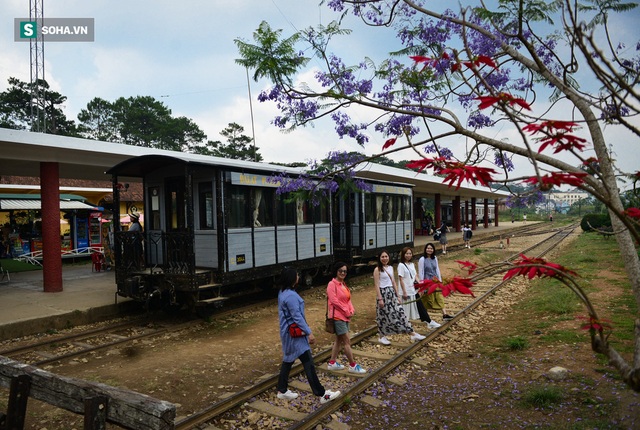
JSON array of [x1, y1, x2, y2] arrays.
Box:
[[0, 221, 533, 341], [0, 264, 136, 341]]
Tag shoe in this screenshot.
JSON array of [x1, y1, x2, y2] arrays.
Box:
[[443, 314, 454, 321], [378, 336, 391, 345], [411, 333, 426, 342], [277, 390, 299, 400], [427, 320, 441, 329], [349, 364, 367, 374], [320, 390, 341, 404], [442, 251, 447, 254], [327, 361, 345, 371]]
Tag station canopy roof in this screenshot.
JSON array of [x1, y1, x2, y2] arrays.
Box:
[[0, 194, 102, 211]]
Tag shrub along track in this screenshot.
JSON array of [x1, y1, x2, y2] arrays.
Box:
[[176, 224, 577, 430]]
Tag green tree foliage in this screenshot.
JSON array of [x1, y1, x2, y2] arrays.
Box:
[[78, 95, 206, 151], [194, 122, 262, 161], [0, 77, 78, 135]]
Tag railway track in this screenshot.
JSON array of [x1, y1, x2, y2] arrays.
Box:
[[175, 223, 577, 430]]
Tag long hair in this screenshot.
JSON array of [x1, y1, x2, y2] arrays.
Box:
[[279, 267, 298, 291], [423, 243, 437, 259], [376, 250, 390, 271]]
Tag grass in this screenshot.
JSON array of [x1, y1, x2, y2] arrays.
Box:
[[504, 335, 528, 350], [522, 385, 563, 408], [0, 258, 42, 272]]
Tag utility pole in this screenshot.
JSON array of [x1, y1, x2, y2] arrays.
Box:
[[29, 0, 46, 132]]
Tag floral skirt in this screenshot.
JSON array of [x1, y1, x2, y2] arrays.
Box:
[[376, 287, 414, 336]]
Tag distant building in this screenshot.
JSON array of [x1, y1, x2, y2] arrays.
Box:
[[548, 188, 589, 208]]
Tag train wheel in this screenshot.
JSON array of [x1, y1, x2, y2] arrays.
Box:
[[301, 271, 314, 287]]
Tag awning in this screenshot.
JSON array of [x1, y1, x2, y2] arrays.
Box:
[[0, 199, 100, 211]]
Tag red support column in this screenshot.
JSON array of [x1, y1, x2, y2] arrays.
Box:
[[453, 195, 461, 232], [483, 198, 489, 228], [464, 200, 469, 224], [471, 197, 477, 230], [41, 162, 63, 292], [434, 194, 441, 229], [494, 199, 499, 227]]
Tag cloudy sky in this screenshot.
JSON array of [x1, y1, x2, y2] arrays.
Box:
[[1, 0, 638, 184]]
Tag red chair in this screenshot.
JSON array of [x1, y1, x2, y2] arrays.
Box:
[[91, 252, 105, 272]]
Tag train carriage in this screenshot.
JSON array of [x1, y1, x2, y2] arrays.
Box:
[[108, 154, 414, 311]]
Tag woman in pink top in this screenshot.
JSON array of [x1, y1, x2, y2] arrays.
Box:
[[326, 262, 367, 374]]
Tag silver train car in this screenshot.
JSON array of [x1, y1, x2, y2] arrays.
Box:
[[107, 154, 413, 311]]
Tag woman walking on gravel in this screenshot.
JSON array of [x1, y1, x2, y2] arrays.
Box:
[[418, 243, 454, 322], [276, 268, 341, 404], [327, 262, 366, 374], [438, 221, 450, 254], [374, 250, 426, 345]]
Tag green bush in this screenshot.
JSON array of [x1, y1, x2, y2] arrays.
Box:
[[580, 213, 611, 232]]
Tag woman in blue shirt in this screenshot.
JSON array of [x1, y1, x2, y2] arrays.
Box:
[[276, 268, 341, 404]]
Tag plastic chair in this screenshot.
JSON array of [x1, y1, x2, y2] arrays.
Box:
[[91, 252, 105, 272]]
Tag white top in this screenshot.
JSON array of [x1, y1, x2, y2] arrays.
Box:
[[378, 265, 394, 289], [397, 262, 417, 295]]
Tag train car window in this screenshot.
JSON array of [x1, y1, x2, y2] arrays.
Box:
[[229, 185, 250, 228], [276, 194, 297, 226], [165, 178, 186, 231], [403, 196, 411, 221], [311, 200, 329, 224], [198, 181, 214, 230], [376, 195, 384, 222], [365, 194, 375, 223], [252, 188, 274, 227]]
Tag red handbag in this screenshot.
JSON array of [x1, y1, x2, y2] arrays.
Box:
[[288, 323, 305, 338]]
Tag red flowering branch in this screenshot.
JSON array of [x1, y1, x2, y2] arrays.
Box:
[[415, 276, 475, 298], [456, 260, 478, 275], [451, 54, 498, 72], [577, 315, 612, 334], [623, 207, 640, 219], [406, 158, 497, 190], [476, 92, 532, 110], [382, 137, 398, 150], [524, 172, 588, 191], [503, 254, 578, 281]]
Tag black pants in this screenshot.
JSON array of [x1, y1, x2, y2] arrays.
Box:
[[277, 349, 325, 396], [416, 293, 432, 323]]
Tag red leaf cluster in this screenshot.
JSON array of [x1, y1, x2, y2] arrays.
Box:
[[406, 158, 497, 190], [577, 315, 612, 332], [524, 172, 588, 190], [405, 157, 449, 173], [476, 92, 532, 110], [382, 137, 397, 150], [522, 120, 579, 134], [415, 276, 475, 298], [623, 207, 640, 219], [456, 260, 478, 275], [503, 254, 578, 281], [451, 54, 498, 72], [440, 162, 498, 190], [410, 52, 450, 71]]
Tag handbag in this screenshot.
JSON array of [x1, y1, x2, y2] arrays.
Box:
[[288, 322, 305, 338], [325, 318, 335, 334]]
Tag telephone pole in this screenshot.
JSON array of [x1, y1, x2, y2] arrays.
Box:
[[29, 0, 46, 132]]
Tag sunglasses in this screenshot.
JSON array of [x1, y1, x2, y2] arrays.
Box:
[[337, 269, 348, 274]]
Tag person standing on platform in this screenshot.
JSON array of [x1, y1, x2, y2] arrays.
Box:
[[326, 262, 366, 374], [462, 223, 472, 249], [418, 243, 454, 322], [276, 268, 341, 404], [397, 247, 441, 329], [438, 221, 450, 254], [374, 250, 426, 345], [128, 213, 144, 268]]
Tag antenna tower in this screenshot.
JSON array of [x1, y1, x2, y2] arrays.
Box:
[[29, 0, 46, 132]]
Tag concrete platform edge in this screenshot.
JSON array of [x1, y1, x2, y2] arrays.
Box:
[[0, 300, 140, 341]]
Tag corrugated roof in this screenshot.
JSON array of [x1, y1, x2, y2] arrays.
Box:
[[0, 199, 99, 211]]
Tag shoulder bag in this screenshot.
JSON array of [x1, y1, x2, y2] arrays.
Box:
[[283, 306, 306, 338]]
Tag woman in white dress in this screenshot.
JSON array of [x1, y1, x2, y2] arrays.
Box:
[[397, 247, 441, 329]]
